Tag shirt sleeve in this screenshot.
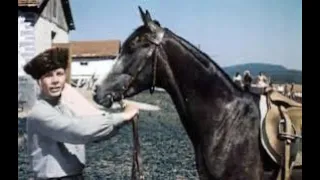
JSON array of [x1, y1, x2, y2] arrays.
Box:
[[28, 102, 128, 144]]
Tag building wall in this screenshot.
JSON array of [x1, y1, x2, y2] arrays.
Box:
[[34, 16, 69, 54], [71, 59, 116, 79], [18, 11, 38, 111], [33, 0, 70, 54], [18, 12, 37, 65], [41, 0, 69, 32]]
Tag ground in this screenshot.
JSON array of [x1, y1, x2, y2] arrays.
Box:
[[18, 90, 302, 180]]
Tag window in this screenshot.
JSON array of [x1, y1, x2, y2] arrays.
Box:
[[51, 31, 56, 40], [51, 31, 56, 45], [80, 61, 88, 66]]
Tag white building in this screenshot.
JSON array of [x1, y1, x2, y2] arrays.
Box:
[[18, 0, 75, 110], [69, 40, 120, 88]]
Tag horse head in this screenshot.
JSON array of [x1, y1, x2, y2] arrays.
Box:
[[93, 6, 166, 108]]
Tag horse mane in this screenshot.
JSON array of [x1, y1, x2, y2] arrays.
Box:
[[163, 28, 245, 92]]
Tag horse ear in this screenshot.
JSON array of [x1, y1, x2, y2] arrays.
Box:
[[144, 9, 162, 30], [144, 10, 161, 27], [138, 6, 148, 25], [153, 20, 161, 27], [138, 7, 164, 45], [145, 10, 152, 22]]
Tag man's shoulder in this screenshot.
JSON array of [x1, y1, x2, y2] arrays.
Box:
[[27, 100, 55, 121]]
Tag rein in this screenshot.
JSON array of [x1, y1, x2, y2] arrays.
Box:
[[130, 114, 144, 180]]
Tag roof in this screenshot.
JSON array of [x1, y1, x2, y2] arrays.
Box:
[[18, 0, 40, 6], [18, 0, 75, 31], [70, 40, 121, 59]]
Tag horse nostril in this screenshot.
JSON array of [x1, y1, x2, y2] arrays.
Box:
[[92, 86, 101, 104], [94, 85, 100, 94], [93, 94, 98, 103]]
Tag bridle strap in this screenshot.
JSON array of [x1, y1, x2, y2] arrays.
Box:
[[122, 43, 162, 97], [149, 47, 159, 94]]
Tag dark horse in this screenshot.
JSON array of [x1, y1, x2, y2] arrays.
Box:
[[93, 7, 300, 180]]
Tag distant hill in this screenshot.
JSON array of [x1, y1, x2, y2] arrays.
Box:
[[223, 63, 302, 84]]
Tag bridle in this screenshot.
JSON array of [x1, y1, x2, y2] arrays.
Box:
[[121, 28, 166, 99], [118, 27, 166, 180]]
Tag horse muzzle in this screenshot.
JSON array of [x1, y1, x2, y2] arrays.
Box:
[[92, 74, 132, 108], [93, 92, 112, 108], [93, 85, 114, 108]]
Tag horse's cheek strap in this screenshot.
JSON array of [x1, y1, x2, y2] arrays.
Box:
[[150, 47, 159, 94]]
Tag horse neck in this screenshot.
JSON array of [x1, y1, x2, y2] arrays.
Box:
[[155, 32, 244, 144]]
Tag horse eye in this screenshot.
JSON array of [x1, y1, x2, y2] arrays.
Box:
[[139, 36, 146, 42], [128, 45, 135, 54]]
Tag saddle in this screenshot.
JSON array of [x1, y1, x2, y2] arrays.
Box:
[[260, 88, 302, 180]]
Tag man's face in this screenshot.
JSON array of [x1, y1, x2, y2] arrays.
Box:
[[38, 68, 66, 98]]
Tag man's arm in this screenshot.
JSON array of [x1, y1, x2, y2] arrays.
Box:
[[28, 102, 133, 144]]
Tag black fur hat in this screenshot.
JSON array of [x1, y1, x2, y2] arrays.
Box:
[[23, 47, 69, 79]]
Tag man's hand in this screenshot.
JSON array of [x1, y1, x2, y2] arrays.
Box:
[[122, 102, 139, 121]]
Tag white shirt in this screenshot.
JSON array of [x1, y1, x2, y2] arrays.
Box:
[[26, 98, 126, 179], [233, 75, 242, 82]]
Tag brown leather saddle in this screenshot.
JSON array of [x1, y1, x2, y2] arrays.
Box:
[[260, 88, 302, 180]]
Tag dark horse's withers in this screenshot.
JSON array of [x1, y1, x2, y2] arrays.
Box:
[[94, 7, 301, 180]]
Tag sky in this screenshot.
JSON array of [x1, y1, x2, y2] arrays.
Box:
[[69, 0, 302, 70]]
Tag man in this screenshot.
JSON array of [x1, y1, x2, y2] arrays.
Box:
[[243, 70, 252, 91], [23, 47, 139, 180], [289, 83, 295, 99], [257, 72, 269, 88], [232, 72, 243, 88]]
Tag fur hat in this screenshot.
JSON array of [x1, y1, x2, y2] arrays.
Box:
[[23, 47, 69, 79]]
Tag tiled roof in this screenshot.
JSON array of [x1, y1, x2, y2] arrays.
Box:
[[18, 0, 40, 7], [70, 40, 121, 58]]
